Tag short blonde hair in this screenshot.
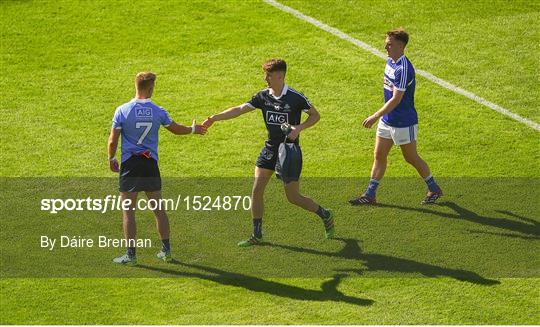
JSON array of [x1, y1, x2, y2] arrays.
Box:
[[135, 72, 156, 92]]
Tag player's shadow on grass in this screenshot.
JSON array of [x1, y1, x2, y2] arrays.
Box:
[[467, 229, 539, 240], [136, 261, 374, 306], [375, 202, 539, 238], [264, 238, 499, 286]]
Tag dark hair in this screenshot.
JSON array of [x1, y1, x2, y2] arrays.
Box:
[[386, 28, 409, 45], [262, 59, 287, 73], [135, 72, 156, 91]]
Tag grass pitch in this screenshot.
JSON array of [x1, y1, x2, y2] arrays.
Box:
[[1, 0, 539, 324]]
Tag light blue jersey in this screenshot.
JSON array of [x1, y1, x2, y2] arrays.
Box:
[[382, 55, 418, 127], [112, 98, 173, 163]]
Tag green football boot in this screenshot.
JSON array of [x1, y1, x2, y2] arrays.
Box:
[[237, 234, 263, 247], [323, 209, 335, 239]]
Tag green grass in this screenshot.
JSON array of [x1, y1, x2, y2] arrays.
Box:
[[281, 0, 540, 122], [2, 278, 538, 324], [0, 0, 539, 325], [1, 0, 538, 177]]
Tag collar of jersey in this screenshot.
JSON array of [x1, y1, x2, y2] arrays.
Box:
[[268, 84, 289, 99], [132, 98, 152, 103], [391, 55, 405, 64]]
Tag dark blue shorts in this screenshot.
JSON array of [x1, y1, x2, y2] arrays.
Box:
[[256, 142, 302, 183], [119, 156, 161, 192]]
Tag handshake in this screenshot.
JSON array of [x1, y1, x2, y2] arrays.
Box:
[[202, 116, 216, 129], [190, 119, 208, 135], [191, 117, 215, 135], [190, 116, 216, 136]]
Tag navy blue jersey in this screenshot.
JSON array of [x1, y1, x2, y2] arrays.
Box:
[[246, 85, 311, 145], [382, 55, 418, 127]]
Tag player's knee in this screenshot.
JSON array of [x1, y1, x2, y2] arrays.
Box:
[[287, 196, 301, 206], [403, 155, 414, 164], [285, 191, 302, 205], [404, 154, 420, 165]]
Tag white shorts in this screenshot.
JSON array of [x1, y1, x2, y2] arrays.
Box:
[[376, 120, 418, 145]]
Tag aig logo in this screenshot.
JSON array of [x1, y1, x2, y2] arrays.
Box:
[[135, 107, 153, 119], [384, 64, 395, 79], [266, 111, 288, 125]]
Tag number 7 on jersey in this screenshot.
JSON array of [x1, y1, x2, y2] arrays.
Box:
[[135, 122, 152, 144]]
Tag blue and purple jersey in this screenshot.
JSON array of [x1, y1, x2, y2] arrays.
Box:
[[382, 55, 417, 127], [112, 98, 173, 163]]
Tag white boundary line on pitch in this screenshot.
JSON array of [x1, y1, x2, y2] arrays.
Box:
[[263, 0, 540, 132]]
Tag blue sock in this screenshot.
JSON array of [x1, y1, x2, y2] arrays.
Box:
[[253, 219, 262, 238], [365, 179, 380, 198], [161, 239, 170, 253], [424, 175, 441, 192], [127, 247, 136, 257]]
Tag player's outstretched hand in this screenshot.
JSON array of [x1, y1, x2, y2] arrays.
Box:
[[362, 115, 379, 128], [202, 116, 215, 129], [192, 119, 208, 135], [109, 158, 120, 173], [288, 125, 301, 140]]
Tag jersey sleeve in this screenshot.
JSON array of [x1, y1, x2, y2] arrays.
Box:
[[111, 107, 123, 129], [297, 93, 312, 112], [158, 107, 173, 127], [393, 65, 408, 91], [245, 91, 263, 109]]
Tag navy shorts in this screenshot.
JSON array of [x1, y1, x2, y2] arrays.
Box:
[[119, 156, 161, 192], [256, 142, 302, 183]]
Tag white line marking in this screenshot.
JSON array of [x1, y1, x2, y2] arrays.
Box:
[[263, 0, 540, 132]]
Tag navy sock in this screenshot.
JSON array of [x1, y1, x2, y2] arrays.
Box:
[[253, 218, 262, 238], [127, 247, 136, 257], [316, 206, 330, 220], [161, 239, 170, 253], [365, 179, 380, 198], [424, 175, 441, 193]]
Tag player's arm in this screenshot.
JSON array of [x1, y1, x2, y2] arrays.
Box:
[[289, 106, 320, 140], [202, 104, 255, 128], [165, 120, 207, 135], [363, 89, 404, 128], [107, 128, 121, 172]]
